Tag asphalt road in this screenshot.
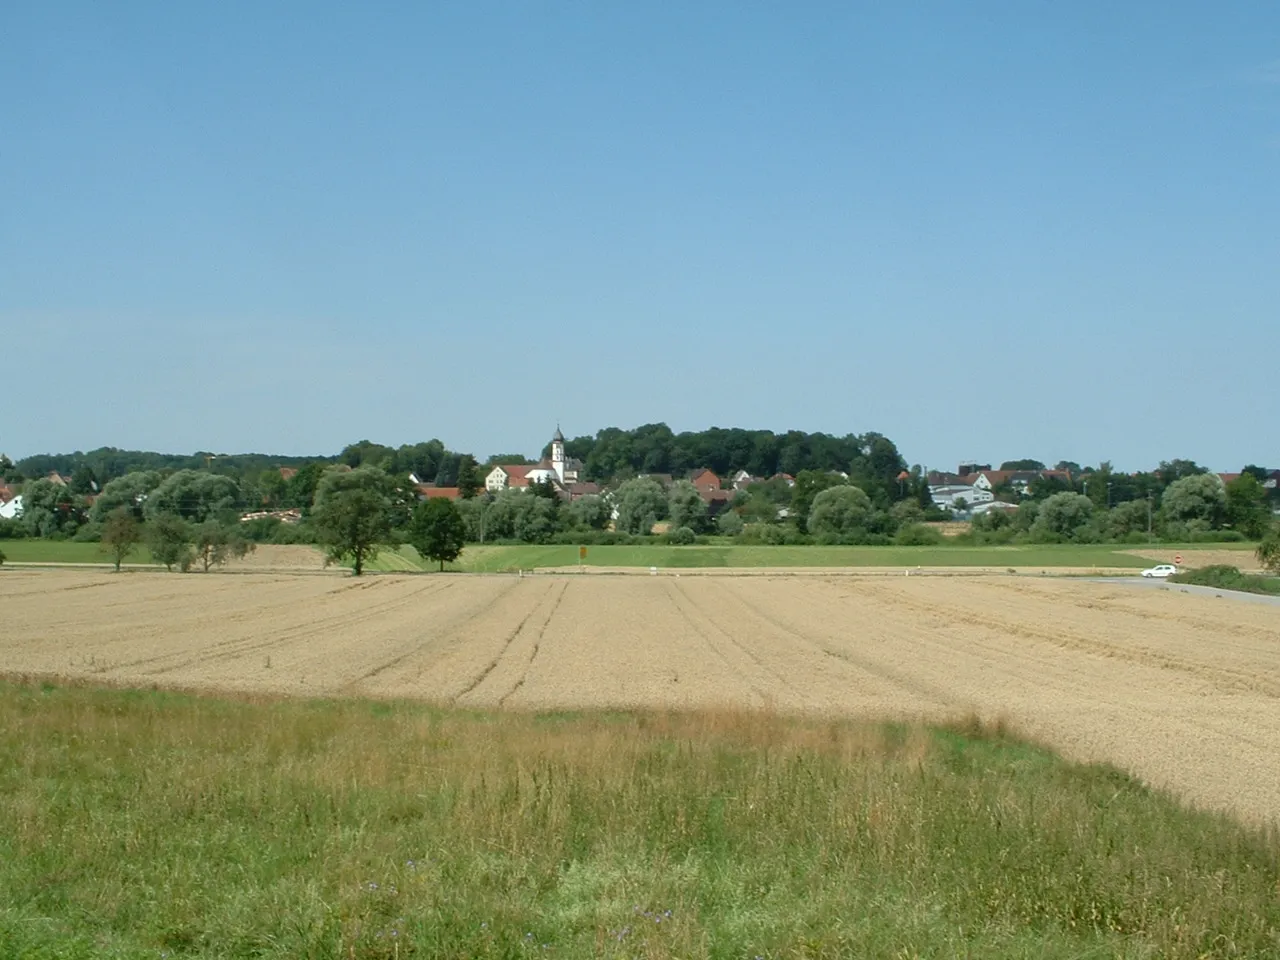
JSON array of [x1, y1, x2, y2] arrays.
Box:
[[1099, 577, 1280, 607]]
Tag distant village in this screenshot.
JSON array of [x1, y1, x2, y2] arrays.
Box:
[[1, 425, 1277, 529]]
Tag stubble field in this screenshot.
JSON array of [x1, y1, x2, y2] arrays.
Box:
[[3, 567, 1279, 824]]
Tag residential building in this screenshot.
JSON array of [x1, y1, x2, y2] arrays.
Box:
[[485, 427, 584, 493], [689, 468, 721, 496], [485, 463, 533, 493], [0, 489, 23, 520], [971, 468, 1072, 498]]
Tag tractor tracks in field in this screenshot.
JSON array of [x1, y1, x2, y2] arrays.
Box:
[[95, 579, 458, 677], [662, 581, 789, 706], [453, 580, 568, 706], [717, 581, 964, 709], [858, 581, 1280, 700], [341, 578, 527, 691]]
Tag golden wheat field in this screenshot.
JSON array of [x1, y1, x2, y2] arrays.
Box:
[[2, 568, 1279, 823]]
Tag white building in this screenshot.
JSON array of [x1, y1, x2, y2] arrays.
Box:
[[484, 427, 583, 493], [929, 483, 993, 511], [0, 494, 23, 521]]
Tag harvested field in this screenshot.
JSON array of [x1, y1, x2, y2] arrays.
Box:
[[3, 568, 1279, 823], [1122, 547, 1265, 572], [222, 544, 331, 571]]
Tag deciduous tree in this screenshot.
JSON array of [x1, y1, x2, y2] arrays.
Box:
[[409, 498, 466, 571], [667, 480, 707, 533], [91, 471, 163, 522], [146, 515, 194, 572], [1030, 492, 1097, 542], [613, 478, 667, 535], [143, 470, 241, 524], [1160, 474, 1226, 528], [192, 522, 254, 572], [311, 466, 394, 575], [808, 486, 872, 541], [100, 507, 141, 572], [566, 494, 611, 531], [1225, 474, 1271, 540], [20, 478, 84, 537], [790, 471, 847, 533]]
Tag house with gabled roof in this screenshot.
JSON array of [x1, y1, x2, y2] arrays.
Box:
[[0, 485, 22, 520], [688, 468, 721, 495], [485, 427, 584, 493], [485, 463, 534, 493]]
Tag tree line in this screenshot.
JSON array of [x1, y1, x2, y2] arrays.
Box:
[[3, 437, 1277, 571]]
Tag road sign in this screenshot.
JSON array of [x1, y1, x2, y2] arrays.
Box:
[[1173, 554, 1183, 565], [579, 546, 588, 561]]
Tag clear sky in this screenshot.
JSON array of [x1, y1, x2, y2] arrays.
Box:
[[3, 2, 1277, 471]]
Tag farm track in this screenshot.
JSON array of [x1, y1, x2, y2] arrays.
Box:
[[2, 568, 1279, 824]]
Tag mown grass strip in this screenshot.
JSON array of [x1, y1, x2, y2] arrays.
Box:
[[450, 543, 1160, 572], [2, 682, 1277, 958]]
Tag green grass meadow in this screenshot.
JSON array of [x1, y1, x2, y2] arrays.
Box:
[[361, 542, 1236, 574], [1, 682, 1277, 958], [0, 539, 157, 565], [1, 537, 1253, 574]]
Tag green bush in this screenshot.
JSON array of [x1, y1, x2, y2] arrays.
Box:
[[894, 523, 945, 546], [71, 522, 102, 543], [666, 525, 697, 545], [1168, 565, 1280, 596], [0, 518, 25, 540], [269, 521, 318, 545], [1121, 530, 1157, 544], [0, 546, 6, 565], [738, 523, 810, 545], [548, 530, 643, 546], [1257, 526, 1280, 574], [716, 511, 744, 536]]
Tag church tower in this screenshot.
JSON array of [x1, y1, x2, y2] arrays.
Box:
[[551, 425, 566, 483]]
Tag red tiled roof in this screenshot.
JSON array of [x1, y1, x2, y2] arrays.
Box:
[[1218, 473, 1242, 485], [416, 485, 464, 500], [279, 467, 298, 481]]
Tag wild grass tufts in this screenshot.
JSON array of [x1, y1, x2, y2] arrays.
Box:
[[1, 681, 1277, 958]]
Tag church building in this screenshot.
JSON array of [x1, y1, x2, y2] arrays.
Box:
[[484, 426, 583, 493]]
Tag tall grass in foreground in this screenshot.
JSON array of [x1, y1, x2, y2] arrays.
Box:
[[1, 683, 1277, 959]]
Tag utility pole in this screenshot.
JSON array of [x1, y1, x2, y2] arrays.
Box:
[[1147, 493, 1153, 536]]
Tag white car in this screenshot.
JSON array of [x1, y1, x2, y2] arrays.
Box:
[[1141, 564, 1178, 579]]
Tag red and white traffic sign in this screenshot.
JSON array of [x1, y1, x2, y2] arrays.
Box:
[[1173, 554, 1184, 565]]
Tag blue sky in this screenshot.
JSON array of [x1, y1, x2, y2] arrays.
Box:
[[3, 2, 1277, 471]]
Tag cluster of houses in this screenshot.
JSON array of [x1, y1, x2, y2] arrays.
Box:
[[410, 428, 761, 517], [6, 441, 1278, 527], [926, 462, 1280, 516], [925, 464, 1073, 515]]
